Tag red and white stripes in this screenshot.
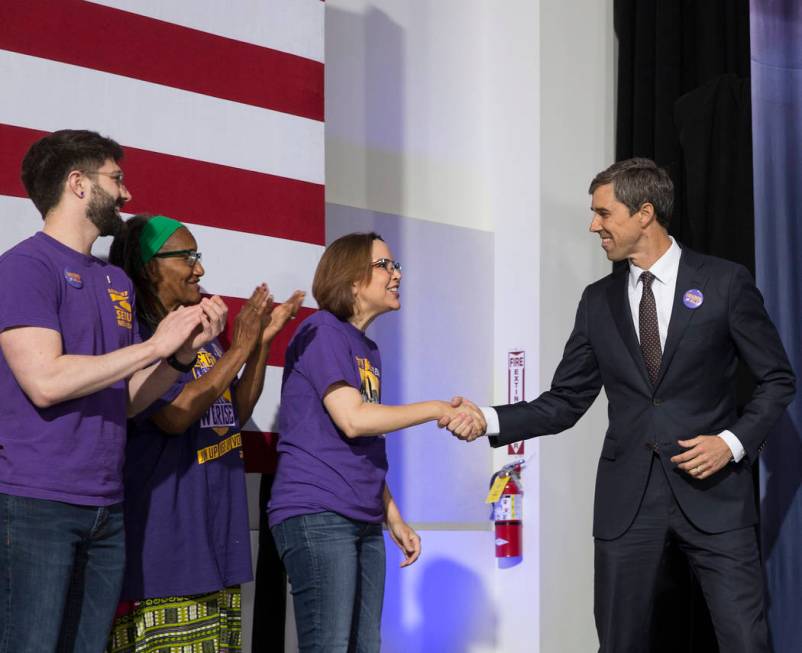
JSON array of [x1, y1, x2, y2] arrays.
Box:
[[0, 0, 325, 473]]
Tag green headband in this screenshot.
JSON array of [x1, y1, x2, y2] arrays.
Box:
[[139, 215, 184, 263]]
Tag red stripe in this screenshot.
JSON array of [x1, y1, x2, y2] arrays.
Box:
[[0, 0, 323, 122], [214, 296, 315, 368], [242, 430, 278, 474], [123, 147, 324, 245], [0, 124, 324, 245], [0, 124, 33, 199]]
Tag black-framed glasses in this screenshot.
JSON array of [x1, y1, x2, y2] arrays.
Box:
[[153, 249, 203, 266], [84, 170, 126, 188], [371, 258, 402, 273]]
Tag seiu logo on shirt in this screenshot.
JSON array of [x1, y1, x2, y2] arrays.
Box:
[[201, 400, 237, 430], [356, 356, 380, 404], [191, 345, 243, 464], [107, 289, 132, 329], [193, 346, 238, 434]]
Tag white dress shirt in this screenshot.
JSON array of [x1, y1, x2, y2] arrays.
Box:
[[481, 237, 744, 463], [628, 236, 681, 350]]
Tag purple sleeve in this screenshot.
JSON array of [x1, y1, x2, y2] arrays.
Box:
[[129, 316, 187, 423], [131, 318, 142, 345], [133, 374, 187, 424], [0, 254, 60, 333], [131, 312, 185, 423], [298, 325, 358, 398]]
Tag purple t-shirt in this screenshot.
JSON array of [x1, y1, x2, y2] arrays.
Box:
[[268, 310, 388, 528], [0, 232, 138, 505], [120, 333, 252, 600]]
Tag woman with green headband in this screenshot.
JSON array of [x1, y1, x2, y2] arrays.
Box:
[[106, 214, 304, 653]]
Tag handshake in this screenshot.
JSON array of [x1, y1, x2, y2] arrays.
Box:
[[437, 396, 487, 442]]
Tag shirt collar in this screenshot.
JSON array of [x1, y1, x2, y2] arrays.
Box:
[[628, 236, 681, 289]]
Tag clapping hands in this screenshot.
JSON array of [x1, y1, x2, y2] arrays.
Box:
[[438, 396, 487, 442], [231, 284, 306, 355], [152, 296, 228, 362], [260, 289, 305, 346]]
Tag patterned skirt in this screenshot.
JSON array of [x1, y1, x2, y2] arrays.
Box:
[[106, 587, 241, 653]]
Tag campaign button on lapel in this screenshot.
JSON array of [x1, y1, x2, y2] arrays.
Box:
[[682, 288, 703, 309]]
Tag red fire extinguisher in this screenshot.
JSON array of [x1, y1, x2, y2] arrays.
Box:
[[491, 461, 524, 558]]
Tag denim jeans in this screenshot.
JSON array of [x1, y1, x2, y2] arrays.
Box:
[[272, 511, 386, 653], [0, 493, 125, 653]]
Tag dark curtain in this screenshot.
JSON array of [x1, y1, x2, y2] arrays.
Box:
[[614, 2, 753, 651], [616, 0, 752, 266], [251, 474, 288, 651], [752, 3, 802, 650]]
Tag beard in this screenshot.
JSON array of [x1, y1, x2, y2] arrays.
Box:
[[86, 184, 124, 237]]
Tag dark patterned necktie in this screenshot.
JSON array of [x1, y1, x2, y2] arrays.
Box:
[[639, 271, 662, 385]]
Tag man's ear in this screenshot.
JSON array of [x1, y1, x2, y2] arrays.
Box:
[[638, 201, 657, 227], [66, 169, 87, 199]]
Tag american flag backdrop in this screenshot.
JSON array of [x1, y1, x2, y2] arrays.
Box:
[[0, 0, 325, 476]]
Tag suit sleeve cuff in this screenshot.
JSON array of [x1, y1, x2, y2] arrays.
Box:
[[480, 406, 500, 436], [718, 430, 745, 463]]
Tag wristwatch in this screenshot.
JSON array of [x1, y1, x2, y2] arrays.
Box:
[[167, 352, 197, 373]]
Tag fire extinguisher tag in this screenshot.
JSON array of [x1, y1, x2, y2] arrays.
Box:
[[493, 495, 521, 521], [485, 475, 510, 504]]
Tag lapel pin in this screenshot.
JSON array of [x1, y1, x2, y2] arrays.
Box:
[[682, 288, 703, 309], [64, 269, 83, 289]]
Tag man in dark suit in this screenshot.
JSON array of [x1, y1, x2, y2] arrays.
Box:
[[446, 158, 795, 652]]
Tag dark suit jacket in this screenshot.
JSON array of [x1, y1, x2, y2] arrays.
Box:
[[491, 248, 795, 540]]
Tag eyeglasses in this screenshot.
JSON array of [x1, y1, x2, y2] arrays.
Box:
[[84, 170, 127, 188], [371, 258, 402, 273], [153, 249, 203, 266]]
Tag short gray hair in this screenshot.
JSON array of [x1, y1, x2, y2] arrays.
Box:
[[588, 158, 673, 228]]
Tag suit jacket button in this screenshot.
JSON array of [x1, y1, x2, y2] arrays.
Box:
[[653, 398, 663, 406]]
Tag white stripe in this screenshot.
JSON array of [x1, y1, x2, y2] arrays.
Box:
[[0, 196, 43, 253], [0, 51, 324, 185], [184, 222, 321, 306], [0, 196, 321, 308], [87, 0, 324, 63], [244, 365, 284, 433]]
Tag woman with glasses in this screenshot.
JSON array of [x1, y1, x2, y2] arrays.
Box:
[[267, 232, 484, 652], [105, 214, 304, 653]]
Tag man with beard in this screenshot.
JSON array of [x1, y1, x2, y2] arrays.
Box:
[[0, 129, 227, 652]]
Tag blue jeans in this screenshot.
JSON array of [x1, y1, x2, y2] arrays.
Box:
[[272, 512, 386, 653], [0, 493, 125, 653]]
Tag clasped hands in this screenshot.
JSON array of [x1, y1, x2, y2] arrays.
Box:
[[437, 396, 487, 442]]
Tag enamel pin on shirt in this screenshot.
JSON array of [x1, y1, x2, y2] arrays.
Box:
[[64, 269, 83, 288]]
